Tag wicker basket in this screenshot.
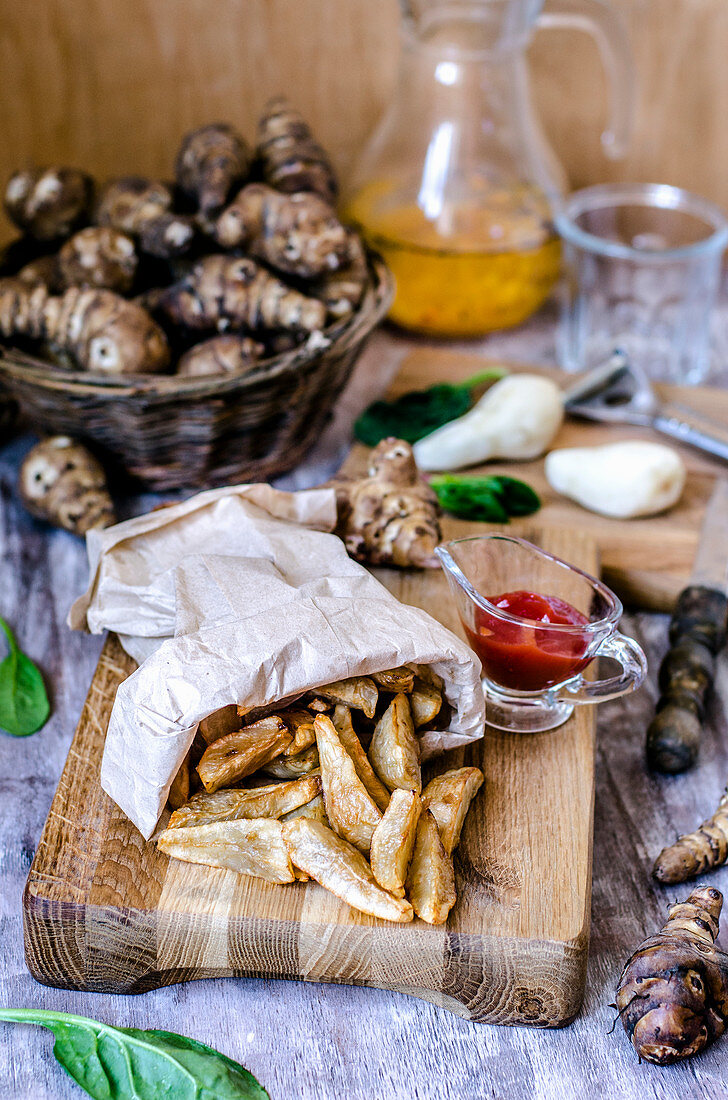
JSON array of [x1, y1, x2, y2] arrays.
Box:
[[0, 255, 392, 491]]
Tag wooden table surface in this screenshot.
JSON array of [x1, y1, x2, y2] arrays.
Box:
[[2, 314, 728, 1100]]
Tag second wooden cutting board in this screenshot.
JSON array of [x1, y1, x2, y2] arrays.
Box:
[[367, 347, 728, 612]]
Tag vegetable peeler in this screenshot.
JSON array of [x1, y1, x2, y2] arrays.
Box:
[[562, 350, 728, 464]]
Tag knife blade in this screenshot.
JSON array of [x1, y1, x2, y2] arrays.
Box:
[[646, 479, 728, 774]]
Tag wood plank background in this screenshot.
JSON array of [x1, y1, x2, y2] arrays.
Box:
[[3, 0, 728, 245]]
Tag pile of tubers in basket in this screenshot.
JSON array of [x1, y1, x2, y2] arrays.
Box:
[[0, 101, 369, 378]]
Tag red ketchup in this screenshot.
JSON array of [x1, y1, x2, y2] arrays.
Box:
[[464, 589, 591, 691]]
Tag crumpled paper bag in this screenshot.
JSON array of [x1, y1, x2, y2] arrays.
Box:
[[70, 484, 485, 840], [69, 483, 338, 662]]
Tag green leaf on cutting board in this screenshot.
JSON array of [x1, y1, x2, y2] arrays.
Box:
[[0, 1008, 270, 1100], [354, 367, 508, 446], [430, 474, 541, 523], [0, 617, 50, 736]]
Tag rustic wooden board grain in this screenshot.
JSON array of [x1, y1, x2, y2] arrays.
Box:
[[371, 347, 728, 613], [23, 522, 598, 1028]]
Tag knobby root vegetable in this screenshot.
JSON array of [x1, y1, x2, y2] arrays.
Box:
[[16, 254, 64, 293], [58, 227, 138, 293], [332, 438, 441, 568], [176, 334, 263, 378], [158, 255, 326, 333], [5, 167, 93, 240], [0, 279, 170, 374], [18, 436, 115, 535], [215, 183, 349, 278], [653, 789, 728, 884], [0, 236, 60, 278], [312, 231, 369, 318], [257, 98, 338, 203], [175, 123, 251, 216], [95, 178, 196, 259], [616, 886, 728, 1065], [413, 372, 564, 472], [546, 440, 686, 519]]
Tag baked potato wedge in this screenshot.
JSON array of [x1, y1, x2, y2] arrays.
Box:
[[315, 714, 382, 852], [421, 767, 484, 854], [196, 715, 292, 792], [167, 776, 322, 829], [331, 705, 390, 813], [305, 695, 332, 713], [372, 666, 415, 693], [368, 693, 421, 793], [410, 679, 442, 728], [281, 792, 329, 825], [316, 676, 378, 719], [369, 788, 421, 898], [281, 817, 413, 923], [416, 664, 444, 691], [262, 744, 320, 779], [406, 809, 456, 925], [198, 704, 241, 745], [157, 817, 295, 884], [279, 707, 317, 755]]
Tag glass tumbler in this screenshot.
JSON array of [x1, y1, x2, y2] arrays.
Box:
[[436, 534, 647, 732], [556, 183, 728, 385]]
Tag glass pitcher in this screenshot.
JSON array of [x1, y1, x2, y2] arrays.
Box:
[[344, 0, 634, 336]]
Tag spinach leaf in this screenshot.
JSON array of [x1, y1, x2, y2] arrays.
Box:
[[0, 1009, 269, 1099], [489, 476, 542, 517], [430, 475, 541, 523], [0, 617, 50, 736], [354, 367, 507, 446]]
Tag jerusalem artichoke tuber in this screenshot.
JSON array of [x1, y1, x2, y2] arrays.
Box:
[[215, 183, 349, 277], [15, 254, 64, 293], [332, 438, 441, 569], [653, 789, 728, 884], [176, 334, 262, 377], [19, 436, 115, 535], [257, 98, 338, 204], [175, 123, 251, 216], [312, 231, 369, 318], [0, 279, 169, 374], [616, 886, 728, 1065], [158, 255, 326, 333], [5, 167, 93, 240], [58, 227, 138, 293], [95, 178, 196, 259]]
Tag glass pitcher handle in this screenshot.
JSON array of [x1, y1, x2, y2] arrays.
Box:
[[537, 0, 635, 158], [554, 631, 647, 705]]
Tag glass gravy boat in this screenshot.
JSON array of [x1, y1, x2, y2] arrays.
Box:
[[436, 534, 646, 732]]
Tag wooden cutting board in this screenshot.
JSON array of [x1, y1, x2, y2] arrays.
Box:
[[24, 523, 598, 1028], [380, 348, 728, 612]]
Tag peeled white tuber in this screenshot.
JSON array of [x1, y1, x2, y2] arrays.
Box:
[[545, 440, 686, 518], [413, 373, 564, 472]]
